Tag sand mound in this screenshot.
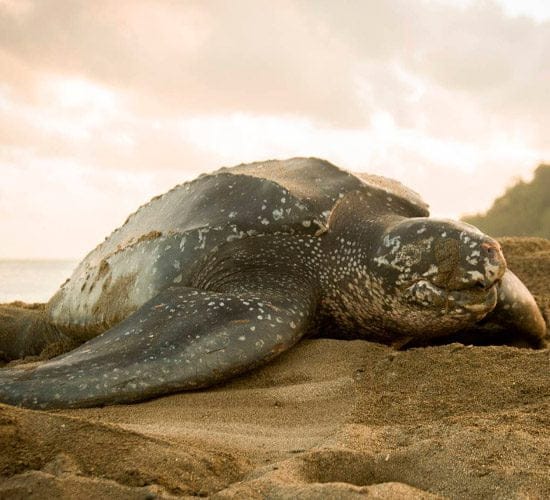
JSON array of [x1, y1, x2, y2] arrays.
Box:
[[1, 237, 549, 498]]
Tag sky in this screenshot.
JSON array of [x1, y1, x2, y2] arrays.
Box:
[[0, 0, 548, 259]]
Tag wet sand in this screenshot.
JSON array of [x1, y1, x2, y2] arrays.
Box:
[[1, 237, 549, 499]]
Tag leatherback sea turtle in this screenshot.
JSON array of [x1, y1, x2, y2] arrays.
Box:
[[0, 158, 546, 409]]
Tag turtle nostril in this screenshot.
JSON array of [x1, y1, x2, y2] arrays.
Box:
[[481, 242, 502, 262]]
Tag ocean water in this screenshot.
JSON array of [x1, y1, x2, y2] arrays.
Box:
[[0, 260, 78, 304]]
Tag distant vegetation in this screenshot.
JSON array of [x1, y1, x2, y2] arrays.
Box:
[[462, 164, 550, 239]]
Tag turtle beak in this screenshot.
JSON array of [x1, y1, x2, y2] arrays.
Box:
[[433, 236, 506, 292], [478, 240, 506, 289]]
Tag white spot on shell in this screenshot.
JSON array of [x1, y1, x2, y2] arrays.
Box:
[[272, 208, 284, 220]]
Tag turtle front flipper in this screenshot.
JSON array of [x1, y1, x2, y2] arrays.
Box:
[[485, 269, 548, 348], [465, 270, 548, 348], [0, 283, 318, 409]]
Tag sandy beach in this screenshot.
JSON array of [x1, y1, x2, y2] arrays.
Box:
[[1, 237, 549, 499]]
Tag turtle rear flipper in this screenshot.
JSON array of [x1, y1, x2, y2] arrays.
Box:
[[0, 304, 70, 361], [0, 281, 318, 409]]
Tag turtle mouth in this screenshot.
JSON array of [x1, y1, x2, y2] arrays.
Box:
[[452, 279, 499, 313], [403, 278, 499, 317], [468, 277, 501, 293]]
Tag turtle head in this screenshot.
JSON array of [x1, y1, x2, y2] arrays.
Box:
[[372, 217, 506, 337]]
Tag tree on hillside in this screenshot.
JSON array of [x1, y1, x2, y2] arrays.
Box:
[[462, 164, 550, 239]]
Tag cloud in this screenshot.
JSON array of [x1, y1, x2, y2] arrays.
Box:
[[1, 1, 548, 136], [0, 1, 357, 125], [0, 0, 548, 258]]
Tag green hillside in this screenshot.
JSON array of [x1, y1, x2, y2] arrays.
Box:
[[462, 164, 550, 239]]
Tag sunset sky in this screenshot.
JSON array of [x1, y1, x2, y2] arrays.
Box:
[[0, 0, 549, 259]]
